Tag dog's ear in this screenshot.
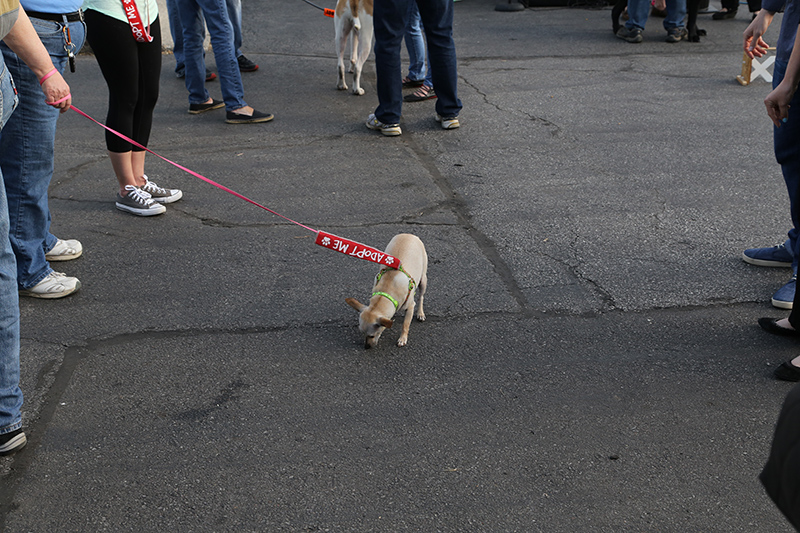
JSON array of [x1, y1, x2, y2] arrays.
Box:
[[379, 317, 393, 329], [345, 297, 366, 312]]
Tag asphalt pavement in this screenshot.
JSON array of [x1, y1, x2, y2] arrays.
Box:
[[1, 0, 798, 531]]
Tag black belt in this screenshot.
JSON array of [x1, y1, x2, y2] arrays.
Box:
[[25, 10, 83, 23]]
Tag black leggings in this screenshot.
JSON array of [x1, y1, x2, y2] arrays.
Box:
[[84, 9, 161, 153]]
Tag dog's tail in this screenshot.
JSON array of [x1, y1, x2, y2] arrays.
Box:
[[350, 0, 362, 30]]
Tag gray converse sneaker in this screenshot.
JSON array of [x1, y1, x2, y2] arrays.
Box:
[[20, 271, 81, 299], [116, 185, 166, 216], [45, 238, 82, 261], [140, 175, 182, 204]]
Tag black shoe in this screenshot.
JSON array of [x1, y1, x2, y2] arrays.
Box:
[[0, 428, 27, 456], [225, 109, 274, 124], [176, 68, 216, 82], [616, 26, 643, 43], [188, 99, 225, 114], [237, 55, 259, 72], [712, 8, 737, 19], [758, 317, 799, 337], [665, 27, 688, 42], [775, 361, 800, 381]]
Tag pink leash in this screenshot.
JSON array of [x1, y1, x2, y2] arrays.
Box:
[[66, 104, 401, 269]]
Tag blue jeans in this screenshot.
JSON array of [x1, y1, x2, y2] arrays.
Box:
[[774, 59, 800, 275], [0, 16, 86, 290], [175, 0, 247, 111], [168, 0, 243, 73], [404, 3, 426, 82], [0, 59, 22, 436], [625, 0, 686, 31], [374, 0, 462, 124]]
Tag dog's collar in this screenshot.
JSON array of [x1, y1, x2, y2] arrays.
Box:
[[373, 265, 417, 310]]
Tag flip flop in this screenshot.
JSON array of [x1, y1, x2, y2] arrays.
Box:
[[404, 85, 436, 102], [402, 76, 424, 88]]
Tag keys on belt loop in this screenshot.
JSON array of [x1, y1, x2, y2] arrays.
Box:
[[62, 24, 76, 73]]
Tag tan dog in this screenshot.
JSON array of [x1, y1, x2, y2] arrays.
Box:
[[335, 0, 373, 96], [346, 234, 428, 348]]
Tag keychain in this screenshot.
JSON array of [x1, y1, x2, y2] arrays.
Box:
[[63, 25, 75, 73]]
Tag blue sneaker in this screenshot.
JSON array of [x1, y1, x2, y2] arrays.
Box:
[[772, 276, 796, 310], [743, 243, 793, 267]]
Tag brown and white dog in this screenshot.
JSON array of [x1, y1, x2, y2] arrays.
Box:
[[335, 0, 373, 96], [346, 234, 428, 348]]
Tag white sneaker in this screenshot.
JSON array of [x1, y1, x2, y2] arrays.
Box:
[[116, 185, 166, 216], [435, 114, 460, 130], [141, 175, 183, 204], [365, 114, 402, 136], [20, 271, 81, 299], [45, 238, 82, 262]]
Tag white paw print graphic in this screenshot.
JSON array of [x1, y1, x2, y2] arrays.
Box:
[[321, 236, 330, 246], [385, 257, 394, 265]]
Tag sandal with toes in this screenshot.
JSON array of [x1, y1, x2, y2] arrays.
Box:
[[402, 76, 424, 88], [404, 84, 436, 102]]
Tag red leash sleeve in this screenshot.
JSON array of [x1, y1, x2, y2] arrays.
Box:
[[315, 231, 400, 269]]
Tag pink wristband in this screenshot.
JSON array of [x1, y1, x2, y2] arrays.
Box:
[[39, 68, 57, 85]]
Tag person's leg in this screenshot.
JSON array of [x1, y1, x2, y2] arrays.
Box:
[[0, 18, 86, 290], [373, 0, 410, 125], [196, 0, 247, 111], [625, 0, 650, 30], [0, 63, 23, 443], [773, 59, 800, 305], [226, 0, 243, 58], [663, 0, 687, 31], [166, 0, 186, 74], [85, 12, 161, 191], [175, 0, 213, 105], [417, 0, 461, 120], [404, 3, 425, 82]]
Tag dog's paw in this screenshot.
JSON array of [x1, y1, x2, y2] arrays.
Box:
[[337, 82, 348, 91], [416, 311, 425, 322], [397, 336, 408, 347], [353, 87, 365, 96]]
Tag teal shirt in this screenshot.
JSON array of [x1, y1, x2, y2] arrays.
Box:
[[82, 0, 158, 25]]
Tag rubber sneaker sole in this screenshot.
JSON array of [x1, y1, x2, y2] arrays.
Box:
[[115, 201, 166, 216], [0, 430, 26, 455], [45, 239, 82, 262], [742, 250, 793, 267], [365, 114, 402, 136], [189, 99, 224, 114], [225, 110, 274, 124], [435, 115, 460, 129], [20, 276, 81, 299]]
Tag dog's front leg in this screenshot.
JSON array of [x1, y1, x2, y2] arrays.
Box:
[[397, 300, 415, 346]]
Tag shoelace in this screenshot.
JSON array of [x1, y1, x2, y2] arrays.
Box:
[[142, 175, 167, 195], [125, 185, 154, 205]]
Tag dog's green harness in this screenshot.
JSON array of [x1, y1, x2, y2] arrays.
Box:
[[372, 265, 416, 310]]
